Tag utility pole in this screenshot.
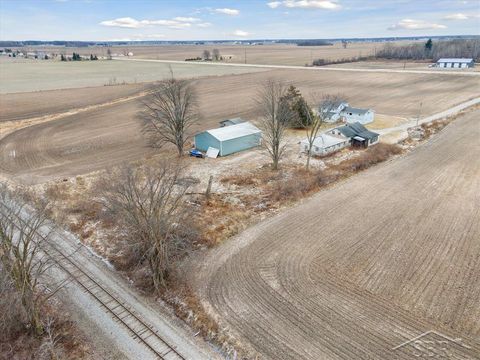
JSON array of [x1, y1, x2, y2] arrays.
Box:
[[244, 48, 247, 64], [416, 101, 423, 127]]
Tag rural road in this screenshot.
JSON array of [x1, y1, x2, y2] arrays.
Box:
[[114, 57, 480, 76], [377, 96, 480, 136], [0, 202, 220, 360], [191, 109, 480, 359]]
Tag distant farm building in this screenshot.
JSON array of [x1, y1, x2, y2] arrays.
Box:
[[321, 101, 375, 125], [436, 58, 474, 69], [328, 122, 379, 148], [194, 122, 262, 156], [300, 133, 350, 156], [219, 117, 245, 127]]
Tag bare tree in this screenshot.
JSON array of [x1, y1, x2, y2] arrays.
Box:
[[140, 73, 199, 156], [303, 95, 343, 170], [257, 80, 292, 170], [202, 49, 211, 60], [106, 48, 112, 60], [96, 161, 194, 291], [212, 48, 221, 61], [0, 185, 59, 336]]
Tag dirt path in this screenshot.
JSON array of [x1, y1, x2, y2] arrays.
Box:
[[190, 110, 480, 359], [115, 57, 480, 77]]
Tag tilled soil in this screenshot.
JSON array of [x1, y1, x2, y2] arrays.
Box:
[[1, 69, 478, 184], [190, 110, 480, 359]]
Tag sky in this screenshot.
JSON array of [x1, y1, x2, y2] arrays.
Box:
[[0, 0, 479, 41]]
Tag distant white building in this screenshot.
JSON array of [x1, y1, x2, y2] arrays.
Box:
[[300, 133, 350, 156], [436, 58, 474, 69]]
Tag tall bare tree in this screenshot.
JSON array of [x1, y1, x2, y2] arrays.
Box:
[[0, 185, 59, 336], [97, 161, 194, 291], [304, 95, 344, 170], [202, 49, 211, 60], [212, 48, 221, 61], [141, 74, 199, 156], [257, 80, 292, 170]]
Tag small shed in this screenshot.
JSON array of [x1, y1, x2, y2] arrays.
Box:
[[219, 117, 245, 127], [340, 106, 375, 125], [300, 133, 350, 156], [436, 58, 474, 68], [194, 122, 262, 157]]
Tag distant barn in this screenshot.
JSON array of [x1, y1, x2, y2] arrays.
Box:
[[436, 58, 474, 69]]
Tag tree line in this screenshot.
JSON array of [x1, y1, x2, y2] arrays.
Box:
[[377, 39, 480, 61]]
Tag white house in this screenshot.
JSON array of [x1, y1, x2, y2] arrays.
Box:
[[300, 133, 350, 156], [436, 58, 474, 69], [320, 101, 349, 123], [340, 106, 375, 125]]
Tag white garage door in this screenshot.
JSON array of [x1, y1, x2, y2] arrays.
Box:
[[453, 63, 459, 68]]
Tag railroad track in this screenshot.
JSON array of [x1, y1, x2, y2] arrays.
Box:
[[0, 204, 187, 360]]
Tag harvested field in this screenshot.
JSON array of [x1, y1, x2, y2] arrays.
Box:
[[1, 68, 478, 184], [15, 42, 382, 66], [190, 109, 480, 359], [0, 83, 147, 122], [0, 57, 265, 93]]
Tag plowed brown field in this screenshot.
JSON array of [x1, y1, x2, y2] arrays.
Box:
[[191, 110, 480, 359], [1, 68, 478, 184]]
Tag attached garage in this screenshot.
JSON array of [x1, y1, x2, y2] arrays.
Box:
[[194, 122, 262, 157]]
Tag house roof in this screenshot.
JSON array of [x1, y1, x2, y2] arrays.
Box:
[[319, 101, 348, 112], [342, 106, 371, 116], [220, 117, 245, 125], [335, 122, 379, 140], [301, 134, 347, 149], [206, 122, 261, 142], [437, 58, 473, 63]]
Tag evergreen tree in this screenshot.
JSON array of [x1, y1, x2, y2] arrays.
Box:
[[425, 38, 433, 51], [280, 85, 314, 128]]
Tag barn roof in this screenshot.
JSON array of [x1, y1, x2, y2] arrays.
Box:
[[336, 122, 379, 140], [437, 58, 473, 63], [206, 122, 261, 142]]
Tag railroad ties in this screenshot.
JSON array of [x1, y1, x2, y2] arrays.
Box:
[[0, 205, 187, 360]]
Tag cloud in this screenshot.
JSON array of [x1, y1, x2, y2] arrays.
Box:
[[232, 30, 250, 37], [214, 8, 240, 16], [442, 13, 478, 20], [197, 22, 212, 28], [100, 17, 143, 28], [268, 1, 340, 10], [173, 17, 200, 22], [267, 1, 281, 8], [100, 16, 196, 30], [388, 19, 447, 30]]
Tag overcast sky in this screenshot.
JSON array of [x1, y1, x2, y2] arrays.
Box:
[[1, 0, 479, 41]]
